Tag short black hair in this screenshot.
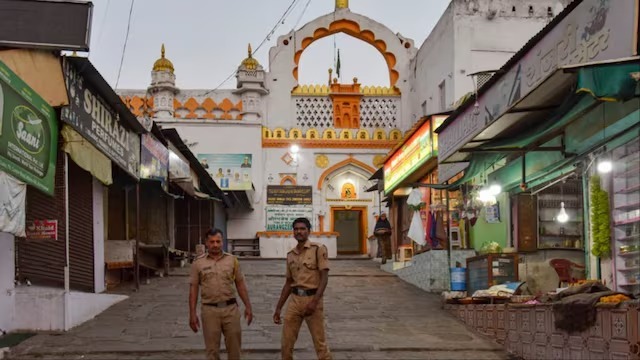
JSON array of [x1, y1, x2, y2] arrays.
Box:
[[205, 228, 224, 238], [292, 217, 311, 230]]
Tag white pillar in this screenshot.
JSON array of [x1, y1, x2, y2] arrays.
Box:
[[93, 179, 105, 293], [0, 232, 15, 333]]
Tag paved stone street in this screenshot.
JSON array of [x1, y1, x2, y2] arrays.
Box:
[[8, 260, 508, 359]]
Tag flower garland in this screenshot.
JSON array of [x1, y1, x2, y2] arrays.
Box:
[[590, 175, 611, 258], [408, 202, 425, 212]]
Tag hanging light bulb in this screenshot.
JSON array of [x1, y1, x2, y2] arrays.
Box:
[[597, 159, 612, 173], [557, 202, 569, 223], [488, 184, 502, 196]]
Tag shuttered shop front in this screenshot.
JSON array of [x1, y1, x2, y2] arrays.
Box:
[[17, 150, 95, 292]]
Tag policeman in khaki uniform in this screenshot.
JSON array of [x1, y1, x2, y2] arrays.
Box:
[[273, 217, 332, 360], [189, 228, 253, 360]]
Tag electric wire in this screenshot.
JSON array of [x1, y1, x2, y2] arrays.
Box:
[[95, 0, 111, 48], [115, 0, 135, 89], [268, 0, 313, 72], [201, 0, 302, 95]]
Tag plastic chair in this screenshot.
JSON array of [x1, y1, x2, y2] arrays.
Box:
[[549, 258, 586, 287]]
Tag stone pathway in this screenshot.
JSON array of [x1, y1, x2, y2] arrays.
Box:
[[8, 260, 508, 359]]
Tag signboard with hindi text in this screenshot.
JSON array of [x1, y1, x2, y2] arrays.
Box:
[[61, 58, 140, 179], [437, 0, 638, 162], [384, 116, 446, 193], [26, 220, 58, 241], [267, 185, 312, 205], [266, 207, 313, 231], [0, 60, 58, 195]]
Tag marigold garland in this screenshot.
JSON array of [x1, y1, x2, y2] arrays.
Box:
[[590, 175, 611, 258]]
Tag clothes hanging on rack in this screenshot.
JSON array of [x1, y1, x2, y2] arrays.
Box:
[[435, 211, 447, 249], [425, 210, 432, 246], [429, 211, 437, 248], [459, 218, 467, 248]]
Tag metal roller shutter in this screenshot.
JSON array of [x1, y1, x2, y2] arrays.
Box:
[[67, 159, 94, 291], [16, 150, 95, 291], [16, 149, 66, 288]]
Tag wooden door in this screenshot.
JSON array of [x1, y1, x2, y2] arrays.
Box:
[[515, 194, 538, 252]]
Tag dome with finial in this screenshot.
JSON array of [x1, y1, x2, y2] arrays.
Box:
[[240, 44, 260, 70], [153, 44, 175, 73]]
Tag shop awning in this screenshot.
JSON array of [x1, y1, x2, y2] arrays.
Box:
[[225, 185, 255, 210], [61, 125, 113, 185], [443, 60, 639, 164], [365, 182, 380, 193], [484, 62, 640, 191], [368, 167, 383, 181], [64, 56, 146, 134], [0, 49, 69, 107], [161, 129, 232, 208], [140, 178, 182, 199]]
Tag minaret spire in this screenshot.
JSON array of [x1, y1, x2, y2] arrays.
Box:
[[335, 0, 348, 10]]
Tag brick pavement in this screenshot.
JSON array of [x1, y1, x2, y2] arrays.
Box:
[[8, 260, 509, 360]]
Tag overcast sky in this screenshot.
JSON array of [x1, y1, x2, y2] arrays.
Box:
[[86, 0, 450, 90]]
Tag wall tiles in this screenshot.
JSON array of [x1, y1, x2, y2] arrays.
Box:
[[444, 301, 640, 360]]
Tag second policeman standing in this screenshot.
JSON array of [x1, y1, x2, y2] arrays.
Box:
[[273, 217, 332, 360]]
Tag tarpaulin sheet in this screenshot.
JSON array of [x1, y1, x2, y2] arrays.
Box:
[[0, 171, 26, 236], [62, 125, 113, 185]]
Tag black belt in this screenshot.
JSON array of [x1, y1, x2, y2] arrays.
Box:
[[292, 287, 317, 297], [203, 298, 237, 307]]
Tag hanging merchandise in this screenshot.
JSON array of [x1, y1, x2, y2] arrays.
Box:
[[590, 175, 611, 258], [425, 210, 433, 246], [430, 211, 437, 247], [435, 211, 448, 249], [407, 188, 426, 245]]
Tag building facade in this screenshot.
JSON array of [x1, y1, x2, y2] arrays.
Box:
[[120, 0, 568, 258]]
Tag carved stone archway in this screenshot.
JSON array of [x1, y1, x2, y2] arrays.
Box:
[[317, 157, 375, 190], [293, 19, 400, 90]]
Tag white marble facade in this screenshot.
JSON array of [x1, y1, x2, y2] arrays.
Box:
[[118, 0, 566, 256]]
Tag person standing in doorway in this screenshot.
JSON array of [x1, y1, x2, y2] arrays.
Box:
[[374, 212, 392, 264], [273, 217, 332, 360], [189, 228, 253, 360]]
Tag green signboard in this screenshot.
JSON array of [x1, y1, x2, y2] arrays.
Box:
[[0, 61, 58, 195]]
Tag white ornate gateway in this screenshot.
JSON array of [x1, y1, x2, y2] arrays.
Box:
[[119, 0, 563, 257]]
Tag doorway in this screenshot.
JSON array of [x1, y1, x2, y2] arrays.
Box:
[[331, 207, 367, 254]]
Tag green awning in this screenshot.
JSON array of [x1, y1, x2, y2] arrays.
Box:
[[576, 62, 640, 101], [444, 61, 639, 191]]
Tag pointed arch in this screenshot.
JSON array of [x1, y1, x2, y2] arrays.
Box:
[[293, 19, 401, 90], [280, 175, 297, 186], [317, 157, 375, 190]]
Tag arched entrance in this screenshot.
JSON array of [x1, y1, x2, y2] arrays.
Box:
[[318, 158, 375, 254], [293, 18, 402, 90]]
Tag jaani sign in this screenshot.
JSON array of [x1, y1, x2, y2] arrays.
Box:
[[0, 60, 58, 195]]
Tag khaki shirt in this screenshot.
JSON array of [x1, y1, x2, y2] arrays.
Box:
[[286, 240, 330, 289], [189, 253, 244, 304]]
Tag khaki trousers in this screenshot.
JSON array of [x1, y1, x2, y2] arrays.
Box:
[[201, 304, 242, 360], [281, 295, 331, 360]]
